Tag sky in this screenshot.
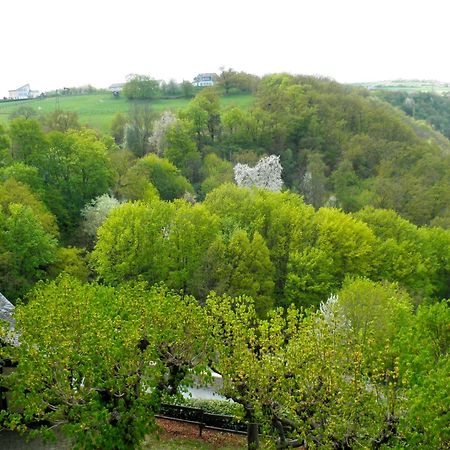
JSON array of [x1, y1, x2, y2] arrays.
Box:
[[1, 0, 450, 97]]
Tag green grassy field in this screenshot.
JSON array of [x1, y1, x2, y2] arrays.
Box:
[[0, 93, 254, 134]]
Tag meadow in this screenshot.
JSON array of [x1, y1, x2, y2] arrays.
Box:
[[0, 93, 254, 134]]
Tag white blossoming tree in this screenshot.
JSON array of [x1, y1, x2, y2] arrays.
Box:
[[81, 193, 121, 240], [148, 110, 177, 156], [234, 154, 283, 191]]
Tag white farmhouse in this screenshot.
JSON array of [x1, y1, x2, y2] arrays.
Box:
[[8, 84, 40, 100], [108, 83, 125, 95], [193, 73, 216, 87]]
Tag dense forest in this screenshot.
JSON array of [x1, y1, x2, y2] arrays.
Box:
[[0, 73, 449, 449], [376, 90, 450, 141]]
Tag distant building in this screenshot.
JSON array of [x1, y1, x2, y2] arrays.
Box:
[[108, 83, 125, 95], [8, 84, 40, 100], [193, 73, 216, 87]]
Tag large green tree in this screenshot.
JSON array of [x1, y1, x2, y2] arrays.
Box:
[[0, 203, 57, 300], [122, 74, 161, 100], [1, 276, 211, 449]]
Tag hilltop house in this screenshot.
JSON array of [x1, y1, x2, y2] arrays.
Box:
[[193, 73, 216, 87], [8, 84, 40, 100], [108, 83, 125, 95]]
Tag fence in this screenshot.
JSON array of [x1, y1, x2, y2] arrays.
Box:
[[156, 403, 247, 436]]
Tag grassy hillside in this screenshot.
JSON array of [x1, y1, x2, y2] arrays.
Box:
[[0, 93, 254, 134]]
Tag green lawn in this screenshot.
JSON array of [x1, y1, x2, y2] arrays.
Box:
[[0, 93, 254, 134]]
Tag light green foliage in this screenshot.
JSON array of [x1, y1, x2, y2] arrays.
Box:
[[335, 278, 414, 359], [164, 119, 201, 183], [43, 129, 113, 232], [205, 293, 392, 449], [205, 229, 274, 316], [0, 162, 44, 194], [164, 201, 219, 295], [355, 207, 440, 299], [122, 74, 161, 100], [92, 200, 219, 297], [419, 226, 450, 300], [286, 208, 376, 307], [0, 203, 57, 300], [48, 246, 90, 281], [91, 201, 174, 285], [0, 178, 59, 237], [396, 301, 450, 448], [181, 88, 221, 147], [200, 153, 234, 196], [313, 207, 375, 277], [122, 154, 193, 201], [0, 276, 211, 448]]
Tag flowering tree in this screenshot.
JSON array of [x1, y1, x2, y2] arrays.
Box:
[[81, 194, 121, 240], [148, 111, 177, 156], [234, 155, 283, 191]]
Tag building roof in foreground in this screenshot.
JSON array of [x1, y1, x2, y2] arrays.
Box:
[[0, 292, 19, 347]]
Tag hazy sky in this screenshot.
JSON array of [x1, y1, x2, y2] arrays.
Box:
[[2, 0, 450, 97]]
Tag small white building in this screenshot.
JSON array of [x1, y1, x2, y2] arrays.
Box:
[[108, 83, 125, 94], [193, 73, 216, 87], [8, 84, 40, 100]]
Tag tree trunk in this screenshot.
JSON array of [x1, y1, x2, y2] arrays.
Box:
[[247, 422, 260, 449]]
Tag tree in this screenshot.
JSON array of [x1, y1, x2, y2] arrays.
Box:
[[47, 246, 90, 281], [217, 67, 238, 95], [164, 119, 201, 183], [0, 123, 11, 167], [91, 201, 174, 285], [122, 74, 161, 100], [164, 201, 219, 296], [123, 104, 156, 157], [204, 229, 275, 316], [0, 203, 58, 300], [160, 79, 181, 97], [42, 129, 114, 234], [41, 109, 80, 132], [180, 80, 194, 98], [121, 154, 193, 201], [200, 153, 234, 196], [110, 112, 127, 145], [181, 88, 221, 146], [396, 301, 450, 448], [81, 194, 121, 242], [285, 207, 376, 308], [234, 155, 283, 191], [8, 118, 48, 165], [0, 276, 210, 448], [148, 110, 177, 156], [0, 178, 59, 236], [300, 152, 328, 208], [0, 162, 44, 195], [8, 106, 37, 120], [355, 207, 438, 299]]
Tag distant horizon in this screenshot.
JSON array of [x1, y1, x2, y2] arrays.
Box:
[[4, 74, 450, 99]]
